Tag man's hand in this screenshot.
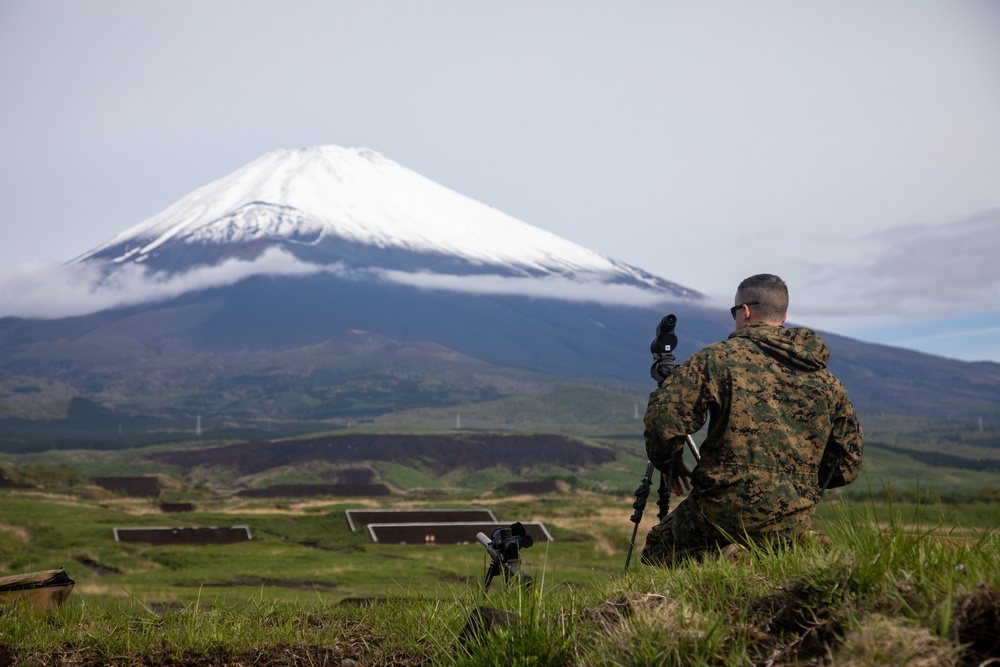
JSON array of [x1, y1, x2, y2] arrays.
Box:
[[650, 450, 691, 496], [670, 454, 692, 496]]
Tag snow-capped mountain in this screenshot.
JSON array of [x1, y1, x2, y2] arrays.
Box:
[[75, 146, 699, 304], [4, 146, 997, 424]]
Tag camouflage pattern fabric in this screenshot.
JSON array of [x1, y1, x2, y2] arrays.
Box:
[[641, 323, 863, 566]]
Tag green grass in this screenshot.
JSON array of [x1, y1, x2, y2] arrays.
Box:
[[856, 444, 999, 493], [1, 413, 998, 664], [1, 495, 996, 666]]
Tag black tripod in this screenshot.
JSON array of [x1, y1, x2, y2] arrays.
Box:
[[623, 314, 701, 574], [476, 522, 534, 591]]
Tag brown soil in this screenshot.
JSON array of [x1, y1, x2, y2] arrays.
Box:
[[507, 480, 559, 494], [114, 527, 252, 545], [76, 557, 120, 577], [236, 483, 390, 498], [159, 502, 195, 513], [91, 476, 161, 498], [171, 576, 341, 591], [22, 642, 423, 667], [951, 584, 1000, 666], [149, 432, 614, 475]]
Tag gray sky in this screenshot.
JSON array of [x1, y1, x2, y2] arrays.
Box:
[[2, 1, 999, 361]]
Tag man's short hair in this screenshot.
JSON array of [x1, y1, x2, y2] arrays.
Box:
[[736, 274, 788, 323]]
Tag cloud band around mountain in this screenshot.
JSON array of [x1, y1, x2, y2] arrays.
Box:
[[0, 248, 327, 319], [0, 248, 677, 320], [4, 207, 997, 325]]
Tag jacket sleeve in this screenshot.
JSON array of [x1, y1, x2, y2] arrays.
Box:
[[818, 392, 864, 489], [643, 351, 712, 471]]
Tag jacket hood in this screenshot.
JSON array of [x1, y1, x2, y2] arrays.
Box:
[[729, 323, 830, 372]]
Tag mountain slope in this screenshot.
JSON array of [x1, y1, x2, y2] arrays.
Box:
[[3, 272, 998, 426]]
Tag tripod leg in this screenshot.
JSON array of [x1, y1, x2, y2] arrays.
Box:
[[624, 520, 643, 573], [483, 561, 501, 591]]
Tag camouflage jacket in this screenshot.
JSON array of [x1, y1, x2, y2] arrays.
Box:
[[644, 323, 863, 540]]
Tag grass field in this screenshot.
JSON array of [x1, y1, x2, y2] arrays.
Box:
[[0, 485, 997, 666], [0, 483, 995, 602], [1, 411, 998, 665], [0, 413, 996, 607]]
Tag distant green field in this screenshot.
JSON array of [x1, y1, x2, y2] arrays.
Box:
[[0, 478, 994, 609], [2, 402, 996, 500], [1, 400, 997, 611], [1, 392, 997, 665], [0, 489, 627, 606]]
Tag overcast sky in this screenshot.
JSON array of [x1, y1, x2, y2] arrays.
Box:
[[1, 1, 999, 362]]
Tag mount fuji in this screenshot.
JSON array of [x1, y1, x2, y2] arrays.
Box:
[[73, 145, 698, 307], [1, 146, 998, 431]]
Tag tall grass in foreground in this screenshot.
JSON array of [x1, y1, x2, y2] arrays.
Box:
[[1, 501, 997, 666]]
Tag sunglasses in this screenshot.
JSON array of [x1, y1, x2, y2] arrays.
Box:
[[730, 301, 759, 319]]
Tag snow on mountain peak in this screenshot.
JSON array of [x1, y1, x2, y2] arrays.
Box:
[[71, 145, 700, 304], [79, 145, 615, 274]]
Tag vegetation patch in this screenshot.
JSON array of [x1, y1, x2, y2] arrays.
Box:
[[0, 483, 997, 666]]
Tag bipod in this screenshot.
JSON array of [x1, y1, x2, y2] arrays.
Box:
[[477, 522, 534, 591], [624, 461, 655, 573]]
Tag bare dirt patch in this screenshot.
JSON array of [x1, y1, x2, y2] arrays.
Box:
[[171, 576, 341, 591], [951, 584, 1000, 666], [149, 433, 615, 475], [76, 557, 120, 577], [92, 476, 161, 498], [236, 483, 390, 498], [160, 502, 195, 513], [114, 526, 252, 545], [507, 480, 559, 494], [0, 523, 31, 543]]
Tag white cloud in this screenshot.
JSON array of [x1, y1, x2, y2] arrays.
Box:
[[0, 247, 682, 321], [789, 208, 1000, 318], [0, 248, 331, 319], [372, 269, 675, 307]]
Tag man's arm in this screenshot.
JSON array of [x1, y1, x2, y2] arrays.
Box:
[[643, 354, 711, 472], [819, 395, 864, 489]]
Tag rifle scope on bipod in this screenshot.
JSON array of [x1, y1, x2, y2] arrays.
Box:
[[623, 313, 701, 574], [476, 522, 534, 591]]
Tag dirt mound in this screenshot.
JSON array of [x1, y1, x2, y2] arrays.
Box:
[[150, 433, 614, 475], [92, 476, 161, 498], [113, 526, 252, 544], [951, 584, 1000, 665], [338, 468, 374, 484], [346, 509, 497, 531], [236, 484, 389, 498], [507, 480, 559, 494], [160, 502, 195, 513]]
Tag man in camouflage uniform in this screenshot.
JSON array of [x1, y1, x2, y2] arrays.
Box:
[[641, 274, 863, 566]]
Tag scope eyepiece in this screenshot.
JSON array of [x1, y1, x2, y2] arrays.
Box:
[[490, 522, 533, 561], [650, 313, 678, 355]]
